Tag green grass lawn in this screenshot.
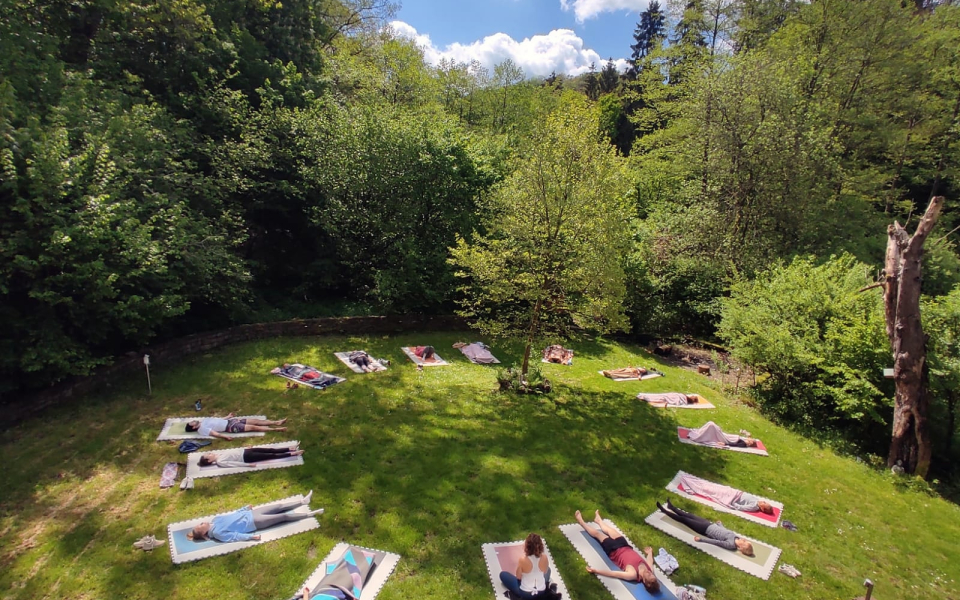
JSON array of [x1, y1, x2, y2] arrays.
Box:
[[1, 332, 957, 600]]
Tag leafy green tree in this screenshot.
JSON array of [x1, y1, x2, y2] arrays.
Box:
[[718, 255, 892, 442], [924, 286, 960, 460], [450, 95, 632, 377]]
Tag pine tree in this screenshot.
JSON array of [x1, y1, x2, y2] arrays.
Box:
[[584, 62, 600, 100], [599, 59, 620, 94], [628, 1, 666, 79], [669, 0, 708, 85]]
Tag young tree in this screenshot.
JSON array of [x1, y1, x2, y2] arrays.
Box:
[[599, 59, 620, 94], [629, 1, 666, 79], [492, 58, 525, 130], [450, 96, 633, 377], [584, 62, 600, 100]]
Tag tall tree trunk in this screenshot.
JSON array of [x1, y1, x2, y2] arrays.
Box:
[[883, 196, 943, 478], [521, 298, 544, 378]]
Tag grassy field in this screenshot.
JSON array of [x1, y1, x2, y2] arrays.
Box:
[[1, 332, 957, 600]]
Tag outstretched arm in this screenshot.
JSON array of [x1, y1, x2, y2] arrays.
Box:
[[586, 566, 637, 581], [209, 430, 232, 440]]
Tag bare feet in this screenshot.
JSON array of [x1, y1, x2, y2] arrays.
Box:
[[575, 510, 587, 527], [275, 426, 287, 431], [594, 510, 604, 526], [292, 449, 305, 456], [276, 418, 288, 425]]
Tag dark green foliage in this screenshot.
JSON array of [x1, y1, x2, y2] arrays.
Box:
[[628, 1, 666, 79]]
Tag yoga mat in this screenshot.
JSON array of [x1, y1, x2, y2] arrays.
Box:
[[296, 542, 400, 600], [665, 471, 783, 527], [335, 351, 387, 373], [157, 416, 267, 441], [638, 394, 715, 409], [558, 521, 679, 600], [166, 494, 320, 564], [185, 441, 304, 479], [677, 427, 769, 455], [458, 344, 501, 364], [272, 364, 345, 389], [643, 511, 781, 580], [598, 371, 664, 382], [401, 347, 449, 366], [481, 540, 570, 600]]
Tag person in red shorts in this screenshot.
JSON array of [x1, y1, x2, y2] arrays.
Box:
[[575, 509, 661, 594]]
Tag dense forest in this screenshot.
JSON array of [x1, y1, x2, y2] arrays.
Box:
[[2, 0, 959, 479]]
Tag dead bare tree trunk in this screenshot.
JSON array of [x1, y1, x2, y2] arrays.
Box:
[[883, 196, 944, 478]]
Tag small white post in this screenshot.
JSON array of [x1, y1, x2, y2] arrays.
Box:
[[144, 354, 152, 395]]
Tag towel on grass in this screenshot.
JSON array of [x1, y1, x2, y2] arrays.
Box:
[[157, 416, 267, 441], [637, 393, 714, 409], [481, 540, 570, 600], [542, 345, 574, 365], [644, 511, 780, 580], [457, 342, 500, 364], [335, 351, 387, 373], [401, 347, 449, 366], [160, 462, 180, 488], [166, 494, 319, 564], [677, 425, 769, 455], [185, 441, 304, 479], [600, 368, 663, 381], [292, 542, 400, 600], [272, 364, 345, 389], [558, 521, 679, 600], [666, 471, 782, 527]]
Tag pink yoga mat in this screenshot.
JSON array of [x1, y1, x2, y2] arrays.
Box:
[[675, 480, 780, 523]]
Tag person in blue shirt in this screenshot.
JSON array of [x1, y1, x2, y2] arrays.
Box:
[[187, 491, 323, 542]]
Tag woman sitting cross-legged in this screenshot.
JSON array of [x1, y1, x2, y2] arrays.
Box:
[[656, 500, 755, 556], [499, 533, 552, 599], [187, 492, 322, 543], [197, 445, 304, 468]]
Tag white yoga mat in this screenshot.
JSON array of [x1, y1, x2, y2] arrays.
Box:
[[665, 471, 783, 527], [638, 394, 715, 409], [558, 521, 679, 600], [157, 416, 267, 441], [295, 542, 401, 600], [166, 494, 320, 564], [335, 351, 387, 373], [401, 347, 449, 366], [481, 540, 570, 600], [644, 511, 781, 580], [185, 441, 304, 479]]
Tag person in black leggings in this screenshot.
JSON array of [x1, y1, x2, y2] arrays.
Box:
[[198, 445, 304, 468], [656, 500, 755, 556]]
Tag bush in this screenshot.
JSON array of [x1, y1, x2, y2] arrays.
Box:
[[495, 364, 552, 394]]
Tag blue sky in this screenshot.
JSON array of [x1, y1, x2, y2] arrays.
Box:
[[391, 0, 654, 78]]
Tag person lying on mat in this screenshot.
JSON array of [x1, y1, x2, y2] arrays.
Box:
[[639, 393, 703, 406], [413, 345, 438, 362], [656, 500, 755, 556], [498, 533, 553, 599], [347, 350, 379, 372], [575, 509, 661, 593], [197, 445, 304, 468], [677, 473, 774, 514], [186, 491, 323, 542], [602, 367, 659, 379], [184, 414, 287, 440], [543, 345, 574, 364], [688, 421, 760, 448]]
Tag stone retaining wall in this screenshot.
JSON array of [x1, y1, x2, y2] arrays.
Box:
[[7, 314, 467, 425]]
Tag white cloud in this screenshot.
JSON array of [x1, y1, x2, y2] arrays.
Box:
[[388, 21, 629, 78], [560, 0, 648, 22]]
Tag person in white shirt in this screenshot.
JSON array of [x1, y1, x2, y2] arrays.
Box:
[[184, 413, 287, 439], [197, 444, 303, 468], [499, 533, 552, 599]]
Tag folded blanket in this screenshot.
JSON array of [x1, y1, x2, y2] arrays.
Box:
[[665, 471, 783, 527], [458, 342, 500, 364], [272, 364, 345, 389]]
